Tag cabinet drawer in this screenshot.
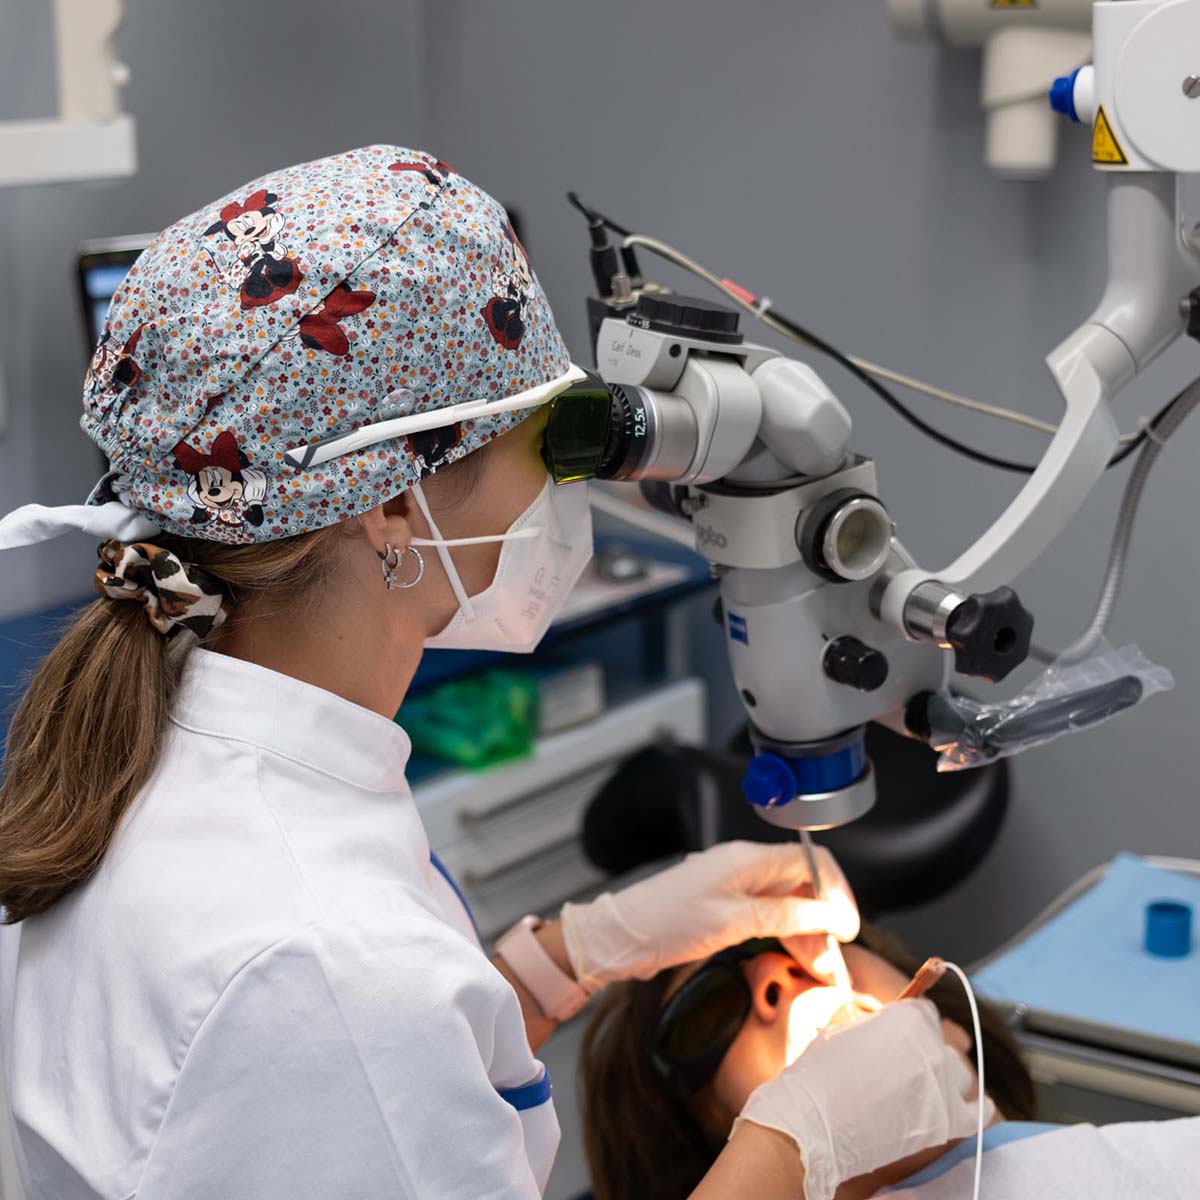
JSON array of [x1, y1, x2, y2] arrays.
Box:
[[413, 678, 707, 938]]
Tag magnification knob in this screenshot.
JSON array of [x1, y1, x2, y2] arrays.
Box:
[[945, 587, 1034, 683], [823, 636, 889, 693], [629, 293, 743, 344]]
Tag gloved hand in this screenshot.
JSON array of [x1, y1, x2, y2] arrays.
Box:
[[559, 840, 858, 993], [732, 999, 992, 1200]]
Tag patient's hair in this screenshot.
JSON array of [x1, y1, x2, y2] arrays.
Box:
[[579, 922, 1037, 1200]]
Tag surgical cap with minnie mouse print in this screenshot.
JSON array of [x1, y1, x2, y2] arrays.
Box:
[[0, 145, 571, 549]]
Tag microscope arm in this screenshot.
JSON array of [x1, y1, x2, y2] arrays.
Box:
[[879, 173, 1200, 636]]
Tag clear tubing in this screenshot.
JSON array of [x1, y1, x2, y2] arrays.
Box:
[[1033, 374, 1200, 663]]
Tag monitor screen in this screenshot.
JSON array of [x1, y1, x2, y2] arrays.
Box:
[[76, 235, 152, 359]]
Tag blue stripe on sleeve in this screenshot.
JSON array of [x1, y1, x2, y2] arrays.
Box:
[[497, 1069, 553, 1112]]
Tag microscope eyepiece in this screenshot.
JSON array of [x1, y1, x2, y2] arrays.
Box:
[[542, 378, 698, 484]]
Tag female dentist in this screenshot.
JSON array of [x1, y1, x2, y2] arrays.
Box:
[[0, 147, 979, 1200]]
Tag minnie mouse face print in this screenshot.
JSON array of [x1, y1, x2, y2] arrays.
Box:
[[204, 189, 304, 309], [172, 429, 268, 538]]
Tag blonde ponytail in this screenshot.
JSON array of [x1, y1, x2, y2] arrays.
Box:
[[0, 525, 346, 923]]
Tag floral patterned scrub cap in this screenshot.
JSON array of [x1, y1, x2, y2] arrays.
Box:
[[0, 145, 571, 549]]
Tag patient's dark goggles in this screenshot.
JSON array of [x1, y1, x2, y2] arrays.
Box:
[[649, 937, 786, 1096]]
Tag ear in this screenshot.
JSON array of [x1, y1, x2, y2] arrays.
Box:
[[745, 952, 809, 1028], [356, 494, 416, 559]]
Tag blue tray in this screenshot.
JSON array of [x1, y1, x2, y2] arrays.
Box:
[[973, 853, 1200, 1056]]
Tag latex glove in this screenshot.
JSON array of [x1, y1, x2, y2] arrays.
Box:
[[560, 840, 858, 993], [733, 999, 992, 1200]]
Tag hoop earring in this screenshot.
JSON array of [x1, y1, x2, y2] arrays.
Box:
[[380, 543, 425, 590]]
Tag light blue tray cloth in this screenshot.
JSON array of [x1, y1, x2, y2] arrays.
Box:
[[972, 853, 1200, 1045]]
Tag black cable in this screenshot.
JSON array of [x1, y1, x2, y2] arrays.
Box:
[[565, 191, 601, 224], [772, 305, 1191, 475], [567, 192, 633, 238], [1102, 378, 1194, 467], [775, 303, 1200, 475], [1107, 429, 1147, 467], [572, 196, 1181, 477], [765, 307, 1039, 474], [567, 192, 643, 284]]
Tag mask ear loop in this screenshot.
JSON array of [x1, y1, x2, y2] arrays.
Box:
[[409, 482, 543, 623]]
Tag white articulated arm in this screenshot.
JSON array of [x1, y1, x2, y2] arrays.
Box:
[[879, 173, 1200, 636], [0, 0, 136, 187], [937, 324, 1123, 591]]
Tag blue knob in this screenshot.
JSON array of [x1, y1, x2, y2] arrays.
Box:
[[1049, 69, 1081, 123], [1145, 900, 1192, 958], [742, 753, 797, 810]]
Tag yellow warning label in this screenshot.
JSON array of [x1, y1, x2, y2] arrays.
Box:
[[1092, 106, 1129, 166]]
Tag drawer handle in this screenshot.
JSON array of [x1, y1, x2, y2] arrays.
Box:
[[456, 762, 611, 825]]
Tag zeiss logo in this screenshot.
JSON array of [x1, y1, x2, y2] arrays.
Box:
[[696, 524, 728, 549], [728, 612, 748, 645]]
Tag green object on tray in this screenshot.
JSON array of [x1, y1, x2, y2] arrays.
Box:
[[398, 670, 538, 768]]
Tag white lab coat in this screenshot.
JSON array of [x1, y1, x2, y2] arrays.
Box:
[[0, 648, 559, 1199]]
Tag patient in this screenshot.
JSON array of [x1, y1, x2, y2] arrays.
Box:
[[580, 924, 1038, 1200]]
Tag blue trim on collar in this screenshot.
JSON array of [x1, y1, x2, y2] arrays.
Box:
[[498, 1069, 552, 1112], [885, 1122, 1061, 1191], [430, 851, 483, 947]]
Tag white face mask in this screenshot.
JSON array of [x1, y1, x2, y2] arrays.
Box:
[[411, 477, 593, 654]]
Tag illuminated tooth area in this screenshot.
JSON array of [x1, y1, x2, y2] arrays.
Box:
[[784, 987, 883, 1065], [785, 988, 852, 1064]]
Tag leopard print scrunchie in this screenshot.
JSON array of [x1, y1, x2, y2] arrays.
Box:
[[95, 540, 231, 646]]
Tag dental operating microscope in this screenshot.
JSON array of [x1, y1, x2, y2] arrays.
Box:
[[549, 0, 1200, 834]]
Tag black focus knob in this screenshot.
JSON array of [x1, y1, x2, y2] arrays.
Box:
[[823, 636, 889, 693], [945, 586, 1034, 683], [629, 293, 743, 344]]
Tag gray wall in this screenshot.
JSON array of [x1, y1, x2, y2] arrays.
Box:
[[1, 1, 1198, 963], [0, 0, 431, 616], [417, 0, 1200, 962]]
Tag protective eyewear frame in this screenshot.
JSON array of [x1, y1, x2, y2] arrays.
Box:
[[649, 937, 786, 1096], [280, 363, 590, 470], [539, 373, 620, 484]]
